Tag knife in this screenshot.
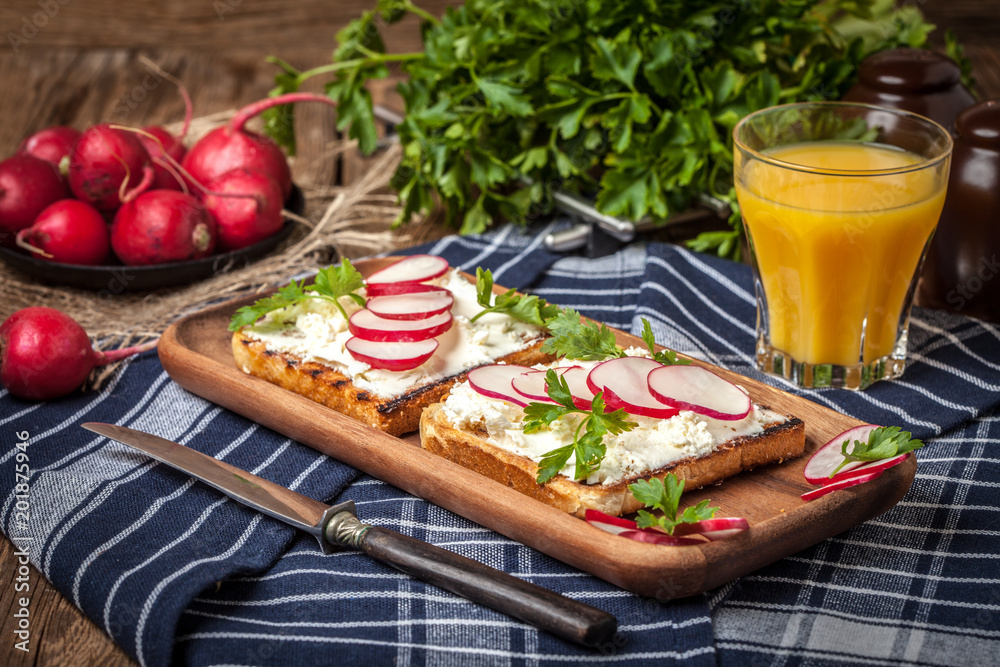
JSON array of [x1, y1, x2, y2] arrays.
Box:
[[81, 423, 618, 648]]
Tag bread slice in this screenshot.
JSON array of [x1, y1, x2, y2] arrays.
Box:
[[233, 332, 553, 436], [419, 400, 805, 517]]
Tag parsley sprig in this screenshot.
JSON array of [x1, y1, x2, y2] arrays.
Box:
[[541, 310, 691, 366], [524, 370, 637, 484], [629, 475, 717, 535], [229, 258, 366, 331], [470, 268, 561, 325], [830, 426, 925, 477]]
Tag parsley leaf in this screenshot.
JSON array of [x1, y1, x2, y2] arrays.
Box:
[[830, 426, 925, 477], [629, 475, 718, 535], [540, 308, 622, 361], [471, 268, 561, 325], [229, 258, 366, 331], [524, 370, 636, 484]]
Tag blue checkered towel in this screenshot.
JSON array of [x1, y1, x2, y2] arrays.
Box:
[[3, 221, 999, 666]]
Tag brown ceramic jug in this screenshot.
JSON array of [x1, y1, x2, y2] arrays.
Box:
[[916, 100, 1000, 323], [843, 48, 976, 131]]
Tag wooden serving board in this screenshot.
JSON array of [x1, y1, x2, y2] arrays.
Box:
[[157, 257, 916, 599]]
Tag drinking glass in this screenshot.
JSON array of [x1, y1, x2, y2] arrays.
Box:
[[734, 102, 953, 389]]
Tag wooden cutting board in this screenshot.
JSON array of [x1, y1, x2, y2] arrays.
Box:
[[157, 257, 915, 599]]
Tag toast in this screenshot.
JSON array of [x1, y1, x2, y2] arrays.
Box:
[[232, 266, 553, 436], [419, 374, 805, 517]]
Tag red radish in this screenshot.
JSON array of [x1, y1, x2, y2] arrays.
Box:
[[0, 307, 157, 401], [562, 366, 597, 409], [467, 364, 535, 406], [0, 154, 70, 245], [110, 190, 216, 265], [615, 529, 704, 546], [801, 470, 884, 502], [647, 364, 752, 421], [366, 282, 451, 298], [15, 200, 110, 265], [18, 126, 81, 169], [803, 424, 880, 484], [587, 357, 679, 419], [139, 126, 188, 191], [510, 367, 577, 404], [201, 168, 283, 251], [366, 254, 450, 286], [68, 124, 151, 212], [366, 289, 454, 321], [344, 336, 438, 371], [671, 517, 749, 541], [182, 92, 338, 199], [584, 509, 641, 536], [348, 309, 452, 343]]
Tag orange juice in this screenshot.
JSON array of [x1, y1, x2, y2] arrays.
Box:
[[736, 141, 947, 367]]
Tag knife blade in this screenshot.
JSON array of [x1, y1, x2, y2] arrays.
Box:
[[81, 422, 618, 648]]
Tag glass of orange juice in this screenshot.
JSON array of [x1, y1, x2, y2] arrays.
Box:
[[734, 102, 952, 389]]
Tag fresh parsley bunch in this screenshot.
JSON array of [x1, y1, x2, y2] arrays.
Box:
[[266, 0, 938, 259]]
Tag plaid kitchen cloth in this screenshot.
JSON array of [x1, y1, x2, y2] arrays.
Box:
[[2, 221, 999, 667]]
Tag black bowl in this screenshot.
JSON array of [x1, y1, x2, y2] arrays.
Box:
[[0, 185, 304, 293]]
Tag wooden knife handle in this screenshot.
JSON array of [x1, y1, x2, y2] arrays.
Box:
[[360, 525, 618, 648]]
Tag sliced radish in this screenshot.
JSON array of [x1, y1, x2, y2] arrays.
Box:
[[803, 424, 881, 484], [647, 365, 752, 421], [562, 366, 597, 410], [348, 309, 452, 342], [616, 530, 705, 546], [672, 517, 749, 541], [366, 289, 454, 321], [467, 364, 535, 406], [511, 367, 578, 404], [584, 509, 639, 535], [366, 254, 449, 286], [366, 282, 451, 298], [587, 357, 679, 419], [828, 453, 910, 484], [344, 337, 438, 371], [800, 470, 884, 502]]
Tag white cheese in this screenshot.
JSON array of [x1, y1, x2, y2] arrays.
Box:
[[441, 359, 785, 485], [243, 268, 545, 399]]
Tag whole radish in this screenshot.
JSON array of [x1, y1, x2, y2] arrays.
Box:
[[181, 92, 338, 200], [18, 126, 81, 169], [139, 126, 188, 191], [0, 306, 157, 401], [202, 168, 283, 251], [111, 190, 216, 265], [68, 124, 151, 213], [0, 154, 70, 246], [16, 200, 110, 265]]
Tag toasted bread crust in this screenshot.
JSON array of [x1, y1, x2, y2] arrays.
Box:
[[419, 402, 805, 517], [232, 331, 553, 436]]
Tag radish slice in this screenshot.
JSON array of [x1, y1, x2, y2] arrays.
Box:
[[828, 453, 910, 484], [562, 366, 597, 409], [800, 470, 884, 502], [366, 254, 449, 286], [344, 337, 438, 371], [510, 367, 578, 404], [587, 357, 680, 419], [348, 309, 452, 342], [467, 364, 535, 406], [672, 517, 749, 541], [803, 424, 881, 484], [616, 530, 705, 546], [584, 509, 639, 536], [366, 282, 450, 298], [647, 365, 752, 421], [366, 289, 454, 321]]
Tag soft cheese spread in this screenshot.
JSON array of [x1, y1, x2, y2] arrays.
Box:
[[440, 358, 786, 485], [243, 268, 545, 399]]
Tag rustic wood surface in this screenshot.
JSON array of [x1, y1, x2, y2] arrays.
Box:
[[1, 1, 999, 665]]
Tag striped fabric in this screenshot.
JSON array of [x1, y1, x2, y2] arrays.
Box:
[[2, 222, 998, 666]]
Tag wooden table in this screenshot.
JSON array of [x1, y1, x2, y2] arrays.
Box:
[[1, 1, 998, 665]]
